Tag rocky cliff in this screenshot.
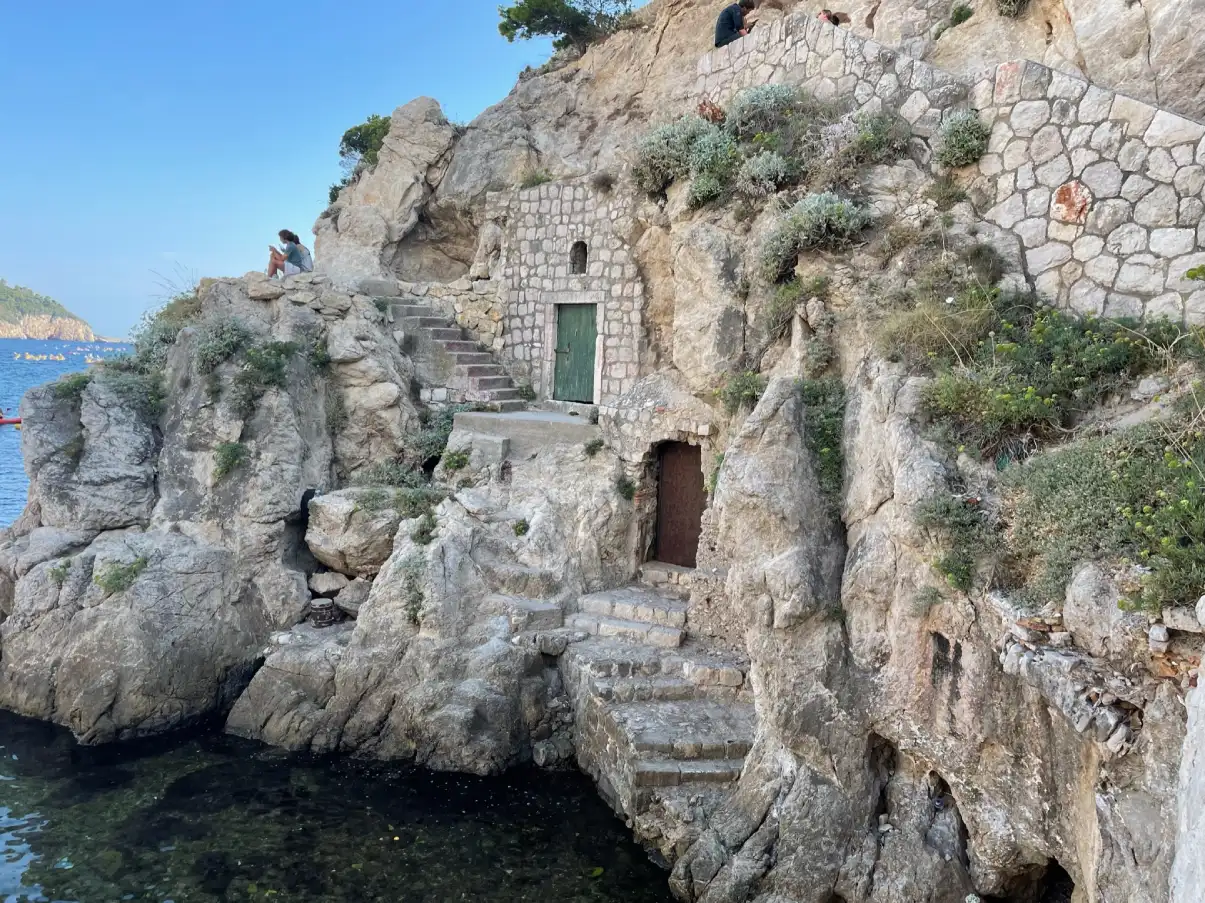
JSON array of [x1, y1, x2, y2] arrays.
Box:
[[0, 315, 96, 341], [2, 2, 1204, 902]]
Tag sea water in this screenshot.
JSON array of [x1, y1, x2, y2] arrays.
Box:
[[0, 339, 131, 526], [0, 711, 673, 903]]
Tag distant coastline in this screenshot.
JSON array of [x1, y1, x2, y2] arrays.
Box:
[[0, 279, 97, 342]]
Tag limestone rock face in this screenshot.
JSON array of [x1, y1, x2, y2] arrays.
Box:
[[0, 272, 421, 742], [1173, 687, 1205, 903], [0, 531, 265, 743], [305, 489, 406, 577], [314, 98, 458, 289], [228, 440, 636, 774]]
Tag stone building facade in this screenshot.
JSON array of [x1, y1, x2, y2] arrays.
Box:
[[696, 12, 1205, 323], [486, 180, 645, 406]]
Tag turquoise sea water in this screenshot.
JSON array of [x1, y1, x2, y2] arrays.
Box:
[[0, 711, 672, 903], [0, 339, 131, 526]]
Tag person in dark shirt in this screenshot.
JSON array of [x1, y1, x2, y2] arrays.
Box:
[[715, 0, 756, 48]]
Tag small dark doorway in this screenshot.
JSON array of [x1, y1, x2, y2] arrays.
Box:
[[570, 241, 588, 275], [654, 442, 707, 568]]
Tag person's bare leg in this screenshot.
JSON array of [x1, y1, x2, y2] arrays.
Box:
[[268, 250, 285, 278]]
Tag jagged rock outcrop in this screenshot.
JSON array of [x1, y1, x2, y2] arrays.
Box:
[[228, 437, 637, 773], [0, 271, 422, 741]]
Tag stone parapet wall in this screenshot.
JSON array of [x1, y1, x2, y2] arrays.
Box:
[[970, 60, 1205, 322], [489, 180, 644, 405], [695, 14, 1205, 323]]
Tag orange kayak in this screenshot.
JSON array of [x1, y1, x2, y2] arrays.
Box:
[[0, 418, 21, 426]]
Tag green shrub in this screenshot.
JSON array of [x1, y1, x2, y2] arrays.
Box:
[[590, 171, 616, 193], [355, 458, 427, 488], [915, 494, 998, 592], [196, 318, 251, 374], [442, 448, 471, 472], [996, 0, 1028, 16], [51, 371, 92, 403], [48, 561, 71, 587], [688, 127, 739, 177], [911, 586, 944, 617], [1188, 266, 1205, 282], [717, 371, 768, 414], [616, 475, 637, 500], [761, 193, 871, 281], [308, 338, 332, 369], [935, 112, 991, 168], [410, 512, 438, 546], [688, 171, 726, 207], [401, 555, 425, 625], [94, 557, 148, 595], [516, 383, 537, 401], [513, 519, 531, 537], [498, 0, 633, 53], [100, 369, 167, 423], [911, 294, 1191, 455], [325, 388, 348, 433], [130, 291, 203, 372], [519, 168, 553, 189], [725, 85, 804, 139], [706, 453, 725, 495], [329, 176, 352, 205], [925, 175, 969, 211], [230, 341, 298, 419], [584, 438, 605, 457], [214, 442, 248, 481], [339, 113, 391, 170], [633, 115, 714, 194], [373, 298, 390, 313], [765, 279, 804, 339], [798, 378, 846, 511], [405, 403, 484, 465], [735, 151, 791, 198], [840, 113, 911, 168], [950, 4, 973, 25]]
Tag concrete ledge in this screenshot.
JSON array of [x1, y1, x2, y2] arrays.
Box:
[[452, 410, 600, 460]]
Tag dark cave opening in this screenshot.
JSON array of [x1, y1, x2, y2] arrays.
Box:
[[866, 732, 897, 828], [986, 858, 1076, 903]]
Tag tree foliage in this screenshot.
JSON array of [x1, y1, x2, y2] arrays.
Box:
[[498, 0, 632, 53], [339, 114, 391, 172], [0, 279, 82, 326]]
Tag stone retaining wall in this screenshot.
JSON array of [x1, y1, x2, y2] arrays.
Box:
[[696, 13, 1205, 322]]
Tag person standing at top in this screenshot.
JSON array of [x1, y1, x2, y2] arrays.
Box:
[[715, 0, 756, 48], [267, 230, 314, 279]]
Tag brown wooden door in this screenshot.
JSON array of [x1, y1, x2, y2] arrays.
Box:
[[655, 442, 706, 568]]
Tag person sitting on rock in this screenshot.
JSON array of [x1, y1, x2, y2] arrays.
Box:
[[818, 9, 846, 25], [715, 0, 756, 48], [268, 230, 313, 279]]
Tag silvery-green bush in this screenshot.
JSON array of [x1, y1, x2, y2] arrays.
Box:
[[760, 192, 871, 280], [735, 151, 790, 197], [935, 112, 991, 168], [996, 0, 1027, 16], [688, 127, 739, 177], [688, 171, 727, 208], [632, 115, 713, 193], [725, 84, 802, 138]]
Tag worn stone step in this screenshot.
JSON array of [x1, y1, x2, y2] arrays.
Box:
[[390, 304, 437, 318], [486, 388, 522, 400], [400, 315, 452, 330], [472, 375, 514, 391], [579, 586, 688, 629], [640, 562, 696, 600], [631, 757, 745, 788], [611, 699, 756, 760], [590, 676, 701, 703], [478, 559, 560, 598], [492, 400, 528, 413], [482, 594, 564, 632], [428, 327, 465, 341], [449, 352, 494, 365], [460, 364, 506, 378], [563, 638, 675, 680], [567, 613, 684, 648], [442, 341, 480, 353]]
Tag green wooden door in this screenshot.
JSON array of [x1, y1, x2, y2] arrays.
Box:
[[553, 304, 597, 403]]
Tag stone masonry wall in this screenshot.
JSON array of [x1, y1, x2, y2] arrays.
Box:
[[695, 13, 1205, 323], [488, 180, 644, 405]]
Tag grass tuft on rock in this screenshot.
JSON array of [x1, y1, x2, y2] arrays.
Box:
[[798, 377, 846, 511], [717, 371, 768, 414], [935, 113, 991, 168], [94, 557, 148, 595], [214, 442, 248, 481]]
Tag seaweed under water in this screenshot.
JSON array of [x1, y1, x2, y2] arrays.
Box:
[[0, 711, 672, 903]]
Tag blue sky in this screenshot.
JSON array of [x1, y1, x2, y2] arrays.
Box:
[[0, 1, 561, 338]]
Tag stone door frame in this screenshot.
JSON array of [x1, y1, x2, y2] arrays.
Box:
[[541, 290, 605, 405]]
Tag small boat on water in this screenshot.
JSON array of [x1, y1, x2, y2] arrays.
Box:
[[0, 418, 22, 427]]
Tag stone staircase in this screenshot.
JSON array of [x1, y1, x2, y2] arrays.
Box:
[[560, 566, 756, 823], [383, 298, 526, 411]]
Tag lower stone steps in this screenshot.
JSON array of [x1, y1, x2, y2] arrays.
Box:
[[567, 613, 685, 648], [632, 756, 746, 788], [579, 586, 689, 628], [481, 594, 563, 632]]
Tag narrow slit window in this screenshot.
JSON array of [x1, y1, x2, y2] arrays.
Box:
[[570, 241, 588, 275]]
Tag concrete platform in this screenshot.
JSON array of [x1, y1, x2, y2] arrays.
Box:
[[452, 410, 601, 461]]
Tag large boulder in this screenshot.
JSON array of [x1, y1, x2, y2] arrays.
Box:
[[305, 488, 407, 577], [0, 531, 267, 743]]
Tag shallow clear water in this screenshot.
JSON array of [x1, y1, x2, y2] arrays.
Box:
[[0, 339, 131, 526], [0, 712, 672, 903]]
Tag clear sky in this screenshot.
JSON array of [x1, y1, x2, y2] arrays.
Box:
[[0, 1, 561, 339]]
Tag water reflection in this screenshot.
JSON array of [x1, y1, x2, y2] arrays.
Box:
[[0, 712, 671, 903]]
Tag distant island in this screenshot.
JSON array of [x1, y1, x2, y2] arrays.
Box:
[[0, 279, 96, 341]]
